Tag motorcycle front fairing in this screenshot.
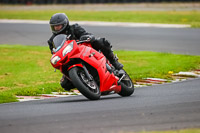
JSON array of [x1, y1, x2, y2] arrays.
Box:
[[50, 40, 79, 71], [50, 36, 121, 93]]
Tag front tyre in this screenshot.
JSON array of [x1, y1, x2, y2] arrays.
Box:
[[118, 70, 134, 97], [68, 67, 100, 100]]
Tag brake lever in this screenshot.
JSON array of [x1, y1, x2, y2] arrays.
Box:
[[66, 34, 71, 40], [86, 38, 91, 42]]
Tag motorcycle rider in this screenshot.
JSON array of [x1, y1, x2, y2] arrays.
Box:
[[48, 13, 123, 90]]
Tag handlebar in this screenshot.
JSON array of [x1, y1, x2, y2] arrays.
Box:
[[76, 38, 91, 44]]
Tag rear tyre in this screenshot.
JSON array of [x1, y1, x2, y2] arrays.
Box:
[[68, 67, 100, 100], [118, 70, 134, 97]]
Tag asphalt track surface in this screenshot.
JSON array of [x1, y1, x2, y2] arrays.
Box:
[[0, 22, 200, 133], [0, 23, 200, 55], [0, 79, 200, 133]]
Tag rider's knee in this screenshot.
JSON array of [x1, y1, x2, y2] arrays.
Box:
[[60, 76, 74, 91], [92, 37, 112, 51]]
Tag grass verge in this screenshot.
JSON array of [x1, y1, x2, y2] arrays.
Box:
[[0, 44, 200, 103], [0, 10, 200, 27], [135, 128, 200, 133]]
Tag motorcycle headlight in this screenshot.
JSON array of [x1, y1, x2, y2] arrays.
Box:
[[51, 56, 61, 65], [62, 42, 73, 57]]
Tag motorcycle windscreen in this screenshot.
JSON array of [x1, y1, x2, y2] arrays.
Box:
[[53, 34, 67, 52]]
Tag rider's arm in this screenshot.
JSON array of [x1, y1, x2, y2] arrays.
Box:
[[47, 34, 56, 54], [72, 23, 95, 41]]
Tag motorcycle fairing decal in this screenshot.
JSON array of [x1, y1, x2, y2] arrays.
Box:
[[109, 85, 121, 93], [83, 47, 90, 57]]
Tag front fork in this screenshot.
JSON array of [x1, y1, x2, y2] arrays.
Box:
[[82, 65, 93, 81], [67, 63, 92, 81]]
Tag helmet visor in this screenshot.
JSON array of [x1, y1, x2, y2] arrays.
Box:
[[50, 18, 68, 34], [50, 24, 65, 34], [51, 24, 63, 31]]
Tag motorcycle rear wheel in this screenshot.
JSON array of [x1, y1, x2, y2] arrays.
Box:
[[69, 67, 101, 100], [118, 70, 134, 97]]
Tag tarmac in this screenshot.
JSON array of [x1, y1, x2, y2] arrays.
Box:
[[0, 19, 191, 28]]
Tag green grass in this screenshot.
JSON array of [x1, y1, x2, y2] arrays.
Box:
[[0, 10, 200, 27], [0, 44, 200, 103], [135, 128, 200, 133], [116, 50, 200, 80], [112, 128, 200, 133], [0, 45, 64, 103]]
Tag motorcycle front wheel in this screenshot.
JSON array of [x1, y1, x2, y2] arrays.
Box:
[[68, 67, 101, 100]]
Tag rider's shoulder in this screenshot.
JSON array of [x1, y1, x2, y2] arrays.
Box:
[[70, 23, 83, 29]]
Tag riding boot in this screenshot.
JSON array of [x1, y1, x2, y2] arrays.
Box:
[[107, 52, 124, 70], [92, 38, 123, 70]]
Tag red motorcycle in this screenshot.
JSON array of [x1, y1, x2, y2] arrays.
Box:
[[50, 34, 134, 100]]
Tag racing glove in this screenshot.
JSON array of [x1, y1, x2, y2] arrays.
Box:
[[80, 35, 95, 42]]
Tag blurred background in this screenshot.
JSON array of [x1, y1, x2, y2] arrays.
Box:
[[1, 0, 199, 5]]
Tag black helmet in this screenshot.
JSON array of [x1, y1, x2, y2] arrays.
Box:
[[49, 13, 69, 34]]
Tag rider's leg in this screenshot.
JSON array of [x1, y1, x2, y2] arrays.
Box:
[[92, 38, 123, 70]]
